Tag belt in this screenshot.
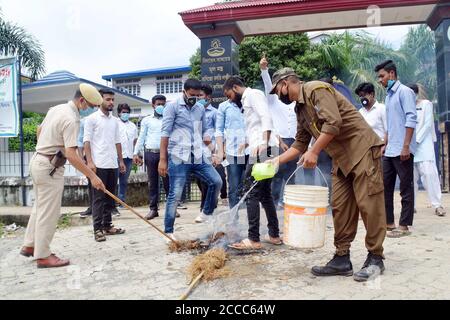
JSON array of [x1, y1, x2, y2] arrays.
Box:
[[37, 152, 55, 160], [145, 148, 160, 153]]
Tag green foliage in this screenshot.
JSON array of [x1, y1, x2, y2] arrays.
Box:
[[188, 33, 328, 88], [57, 214, 71, 230], [189, 48, 201, 79], [399, 25, 436, 101], [0, 222, 4, 238], [8, 112, 44, 152], [239, 33, 328, 88], [0, 9, 46, 79]]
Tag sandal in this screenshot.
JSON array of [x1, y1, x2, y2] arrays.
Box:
[[263, 235, 283, 245], [94, 230, 106, 242], [386, 229, 411, 238], [104, 226, 126, 235], [228, 238, 262, 250]]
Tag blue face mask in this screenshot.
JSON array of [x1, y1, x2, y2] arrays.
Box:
[[120, 113, 130, 122], [387, 80, 396, 91], [79, 106, 97, 118], [197, 99, 209, 107], [155, 105, 165, 116]]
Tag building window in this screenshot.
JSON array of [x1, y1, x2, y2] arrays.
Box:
[[116, 84, 141, 97], [132, 108, 141, 114], [156, 80, 183, 94]]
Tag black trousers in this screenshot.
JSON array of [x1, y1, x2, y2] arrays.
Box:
[[145, 151, 169, 210], [245, 148, 280, 242], [383, 156, 415, 226], [92, 168, 117, 231]]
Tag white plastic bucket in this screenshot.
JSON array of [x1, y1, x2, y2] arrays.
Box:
[[283, 166, 329, 249]]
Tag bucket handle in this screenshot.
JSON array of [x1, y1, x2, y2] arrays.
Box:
[[284, 164, 329, 191]]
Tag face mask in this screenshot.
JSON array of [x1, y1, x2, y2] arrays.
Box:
[[79, 106, 97, 118], [120, 113, 130, 122], [197, 99, 209, 107], [184, 93, 198, 107], [232, 91, 243, 107], [360, 97, 370, 108], [387, 79, 396, 91], [155, 105, 165, 116], [278, 83, 291, 105]]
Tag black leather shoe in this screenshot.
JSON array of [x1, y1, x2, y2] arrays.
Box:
[[353, 253, 385, 282], [145, 210, 159, 220], [311, 254, 353, 277]]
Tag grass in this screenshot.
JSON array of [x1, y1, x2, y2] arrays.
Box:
[[57, 213, 72, 230], [0, 222, 4, 238]]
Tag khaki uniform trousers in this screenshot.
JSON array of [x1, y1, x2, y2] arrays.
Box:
[[331, 146, 387, 257], [24, 154, 65, 259]]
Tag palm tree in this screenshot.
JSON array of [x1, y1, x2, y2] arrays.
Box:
[[400, 25, 436, 101], [316, 31, 409, 101], [0, 8, 45, 79]]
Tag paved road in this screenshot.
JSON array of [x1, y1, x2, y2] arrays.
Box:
[[1, 191, 449, 300]]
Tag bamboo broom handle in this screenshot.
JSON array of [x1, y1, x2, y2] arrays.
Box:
[[179, 271, 205, 300]]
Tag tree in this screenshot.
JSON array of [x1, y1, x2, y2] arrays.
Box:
[[316, 30, 409, 101], [400, 25, 436, 101], [0, 8, 46, 79], [188, 33, 328, 88]]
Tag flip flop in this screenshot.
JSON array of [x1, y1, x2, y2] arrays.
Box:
[[386, 229, 411, 238], [263, 235, 283, 245], [228, 238, 262, 250]]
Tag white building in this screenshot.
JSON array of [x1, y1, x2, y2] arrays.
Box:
[[102, 66, 192, 116]]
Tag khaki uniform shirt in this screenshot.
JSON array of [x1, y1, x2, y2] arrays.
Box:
[[292, 81, 383, 177], [36, 101, 80, 155]]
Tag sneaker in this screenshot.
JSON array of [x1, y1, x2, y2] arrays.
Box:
[[165, 233, 177, 244], [80, 208, 92, 219], [177, 203, 188, 210], [353, 253, 385, 282], [111, 208, 120, 217], [145, 209, 159, 220], [194, 213, 211, 223], [435, 206, 446, 217]]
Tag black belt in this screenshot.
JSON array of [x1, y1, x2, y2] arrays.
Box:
[[145, 149, 160, 153]]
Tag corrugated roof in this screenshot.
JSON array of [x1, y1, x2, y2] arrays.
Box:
[[180, 0, 307, 15]]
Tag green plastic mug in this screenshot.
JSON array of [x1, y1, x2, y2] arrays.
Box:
[[251, 163, 277, 181]]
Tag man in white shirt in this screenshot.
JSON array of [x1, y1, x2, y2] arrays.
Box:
[[223, 76, 282, 250], [84, 89, 126, 242], [260, 57, 298, 209], [355, 82, 387, 141], [406, 83, 446, 216], [117, 103, 137, 206]]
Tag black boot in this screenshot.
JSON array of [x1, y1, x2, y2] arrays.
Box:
[[145, 209, 159, 220], [353, 253, 385, 282], [311, 254, 353, 277]]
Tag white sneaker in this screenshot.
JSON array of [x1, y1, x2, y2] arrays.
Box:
[[194, 213, 211, 223], [165, 233, 177, 243]]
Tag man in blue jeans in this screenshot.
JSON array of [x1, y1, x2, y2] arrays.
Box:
[[158, 79, 222, 241], [215, 100, 248, 209]]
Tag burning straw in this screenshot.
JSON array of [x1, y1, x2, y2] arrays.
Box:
[[168, 240, 202, 253], [180, 248, 230, 300]]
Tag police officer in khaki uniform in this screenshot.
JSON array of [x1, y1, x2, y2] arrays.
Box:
[[268, 68, 387, 282], [20, 83, 105, 268]]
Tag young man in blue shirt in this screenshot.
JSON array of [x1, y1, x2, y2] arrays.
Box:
[[158, 79, 222, 240], [375, 60, 417, 238]]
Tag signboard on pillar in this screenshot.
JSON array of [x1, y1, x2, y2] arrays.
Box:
[[0, 57, 19, 137], [201, 36, 239, 107]]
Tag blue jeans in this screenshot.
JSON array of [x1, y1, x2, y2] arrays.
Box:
[[118, 158, 133, 202], [226, 155, 248, 209], [164, 156, 222, 233]]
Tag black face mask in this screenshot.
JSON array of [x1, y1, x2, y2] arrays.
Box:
[[360, 97, 370, 108], [233, 92, 243, 109], [280, 93, 292, 105], [184, 93, 198, 107]]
